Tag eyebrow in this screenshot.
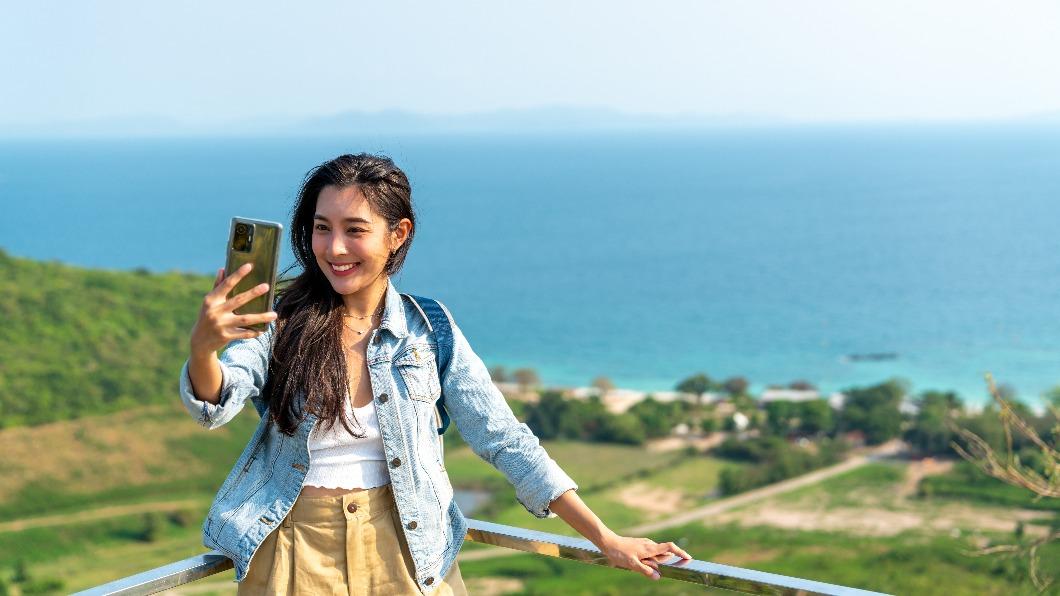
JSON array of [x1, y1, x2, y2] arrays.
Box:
[[313, 214, 372, 225]]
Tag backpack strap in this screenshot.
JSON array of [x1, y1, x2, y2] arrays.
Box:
[[400, 294, 454, 435]]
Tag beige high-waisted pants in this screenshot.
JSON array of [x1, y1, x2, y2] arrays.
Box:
[[237, 483, 467, 595]]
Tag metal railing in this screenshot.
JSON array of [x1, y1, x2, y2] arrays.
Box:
[[74, 518, 889, 596]]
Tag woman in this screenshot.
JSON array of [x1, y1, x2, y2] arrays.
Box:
[[179, 153, 692, 594]]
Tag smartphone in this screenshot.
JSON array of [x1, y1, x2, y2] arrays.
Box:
[[224, 217, 283, 332]]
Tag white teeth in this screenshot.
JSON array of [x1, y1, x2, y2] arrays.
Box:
[[332, 263, 357, 272]]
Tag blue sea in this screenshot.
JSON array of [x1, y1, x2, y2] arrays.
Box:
[[3, 126, 1060, 405]]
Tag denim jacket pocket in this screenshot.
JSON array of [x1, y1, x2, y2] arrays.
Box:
[[393, 343, 441, 403]]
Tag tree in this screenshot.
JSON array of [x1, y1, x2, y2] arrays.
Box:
[[676, 373, 713, 406], [628, 397, 687, 438], [525, 391, 566, 439], [788, 380, 817, 391], [722, 376, 750, 397], [1043, 385, 1060, 410], [12, 559, 28, 584], [512, 368, 540, 391], [595, 413, 645, 445], [838, 378, 906, 444], [141, 512, 164, 542], [904, 390, 963, 455], [488, 365, 509, 383], [799, 399, 834, 435], [765, 400, 797, 435], [730, 393, 757, 414], [591, 376, 615, 397], [952, 374, 1059, 592]]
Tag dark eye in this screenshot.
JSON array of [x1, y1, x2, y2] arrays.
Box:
[[347, 227, 367, 234], [314, 223, 328, 231]]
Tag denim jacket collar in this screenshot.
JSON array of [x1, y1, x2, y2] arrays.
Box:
[[378, 278, 409, 339]]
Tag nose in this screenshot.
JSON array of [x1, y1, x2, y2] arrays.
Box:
[[328, 231, 347, 258]]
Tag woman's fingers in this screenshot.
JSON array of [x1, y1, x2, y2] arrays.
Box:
[[209, 263, 252, 302], [603, 535, 688, 582], [224, 283, 270, 312], [227, 312, 277, 329], [212, 268, 224, 289], [227, 328, 265, 340], [633, 558, 660, 580], [658, 541, 693, 560]]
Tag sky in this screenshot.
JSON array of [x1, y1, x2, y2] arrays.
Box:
[[3, 1, 1060, 131]]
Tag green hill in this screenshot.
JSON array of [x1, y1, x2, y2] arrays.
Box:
[[0, 249, 207, 427]]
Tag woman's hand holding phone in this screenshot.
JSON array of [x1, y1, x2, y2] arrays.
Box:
[[187, 263, 278, 404], [190, 263, 278, 357]]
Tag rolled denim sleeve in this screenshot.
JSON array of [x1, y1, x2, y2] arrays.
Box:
[[178, 323, 273, 429], [438, 304, 577, 519]]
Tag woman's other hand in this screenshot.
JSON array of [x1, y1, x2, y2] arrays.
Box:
[[546, 489, 692, 581], [598, 534, 693, 581], [190, 263, 277, 357]]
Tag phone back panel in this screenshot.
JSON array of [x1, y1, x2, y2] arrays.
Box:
[[224, 217, 282, 332]]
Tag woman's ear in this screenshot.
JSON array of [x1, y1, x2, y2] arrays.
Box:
[[390, 218, 412, 251]]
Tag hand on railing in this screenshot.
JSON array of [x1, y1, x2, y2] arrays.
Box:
[[598, 534, 693, 580], [548, 488, 694, 581]]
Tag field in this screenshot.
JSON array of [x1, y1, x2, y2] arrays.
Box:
[[457, 461, 1059, 596], [0, 405, 734, 593], [0, 404, 1056, 594]]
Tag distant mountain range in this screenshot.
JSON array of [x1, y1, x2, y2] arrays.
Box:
[[6, 106, 1060, 138], [0, 107, 786, 137]]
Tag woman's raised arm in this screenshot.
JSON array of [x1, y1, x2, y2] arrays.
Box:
[[179, 264, 277, 428], [187, 264, 275, 400]]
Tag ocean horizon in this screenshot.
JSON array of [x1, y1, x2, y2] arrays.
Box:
[[3, 126, 1060, 406]]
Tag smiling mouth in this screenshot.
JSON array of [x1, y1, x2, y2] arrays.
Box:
[[326, 260, 360, 275]]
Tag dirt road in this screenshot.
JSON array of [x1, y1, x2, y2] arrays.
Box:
[[0, 498, 207, 533], [459, 444, 900, 562]]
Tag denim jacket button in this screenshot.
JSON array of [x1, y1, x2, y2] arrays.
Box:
[[378, 393, 389, 404], [406, 520, 417, 530], [347, 503, 358, 514], [424, 577, 434, 586], [391, 457, 402, 467]]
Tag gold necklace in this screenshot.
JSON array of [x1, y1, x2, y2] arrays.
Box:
[[341, 311, 379, 335], [341, 281, 389, 336], [341, 282, 388, 321], [342, 305, 384, 321]]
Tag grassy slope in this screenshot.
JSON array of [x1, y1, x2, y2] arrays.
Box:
[[0, 402, 258, 521], [0, 416, 1050, 594], [0, 400, 738, 591], [0, 250, 207, 427], [921, 461, 1060, 511]]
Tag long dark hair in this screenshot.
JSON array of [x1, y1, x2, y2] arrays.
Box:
[[264, 153, 415, 436]]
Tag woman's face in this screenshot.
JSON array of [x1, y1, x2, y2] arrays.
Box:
[[311, 184, 409, 298]]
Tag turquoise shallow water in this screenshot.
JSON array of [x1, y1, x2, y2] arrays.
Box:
[[3, 126, 1060, 404]]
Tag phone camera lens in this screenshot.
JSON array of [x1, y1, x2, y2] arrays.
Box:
[[235, 224, 249, 235]]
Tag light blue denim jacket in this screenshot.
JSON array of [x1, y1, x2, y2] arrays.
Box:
[[178, 280, 578, 592]]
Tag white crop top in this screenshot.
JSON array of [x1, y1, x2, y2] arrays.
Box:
[[303, 398, 391, 490]]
